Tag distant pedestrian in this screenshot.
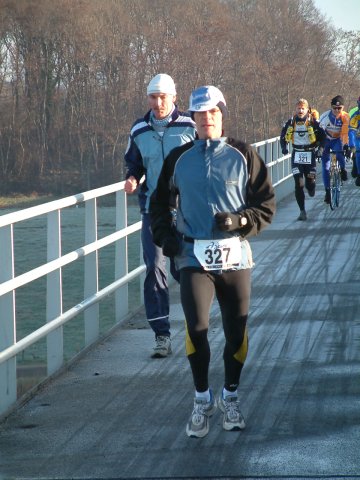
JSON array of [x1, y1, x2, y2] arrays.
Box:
[[124, 73, 196, 358], [150, 86, 275, 437], [280, 98, 326, 220]]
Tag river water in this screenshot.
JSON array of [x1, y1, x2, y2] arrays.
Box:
[[1, 201, 142, 368]]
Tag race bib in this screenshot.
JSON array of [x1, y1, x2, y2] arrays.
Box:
[[193, 237, 242, 271], [294, 151, 312, 164]]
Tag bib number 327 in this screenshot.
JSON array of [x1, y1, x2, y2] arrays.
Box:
[[193, 238, 242, 270]]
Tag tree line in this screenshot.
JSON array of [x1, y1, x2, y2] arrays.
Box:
[[0, 0, 359, 195]]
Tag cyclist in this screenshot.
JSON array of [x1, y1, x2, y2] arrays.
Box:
[[319, 96, 350, 204], [280, 98, 326, 220], [349, 103, 358, 119], [349, 96, 360, 184]]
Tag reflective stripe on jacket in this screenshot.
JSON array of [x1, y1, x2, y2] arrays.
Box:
[[124, 107, 196, 213]]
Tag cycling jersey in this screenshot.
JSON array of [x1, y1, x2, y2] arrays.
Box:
[[319, 110, 349, 144], [280, 114, 326, 152], [349, 109, 360, 143]]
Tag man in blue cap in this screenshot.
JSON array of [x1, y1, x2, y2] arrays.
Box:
[[150, 85, 275, 437]]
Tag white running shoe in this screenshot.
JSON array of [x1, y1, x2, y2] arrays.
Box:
[[151, 335, 172, 358], [218, 394, 246, 431], [186, 391, 217, 438]]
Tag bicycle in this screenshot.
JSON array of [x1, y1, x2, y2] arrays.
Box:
[[329, 150, 341, 210]]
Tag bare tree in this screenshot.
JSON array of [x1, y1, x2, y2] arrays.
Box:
[[0, 0, 359, 194]]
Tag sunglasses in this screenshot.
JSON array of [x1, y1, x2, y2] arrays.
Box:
[[332, 106, 343, 110]]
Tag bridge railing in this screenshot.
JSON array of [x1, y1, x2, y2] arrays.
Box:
[[0, 137, 291, 417]]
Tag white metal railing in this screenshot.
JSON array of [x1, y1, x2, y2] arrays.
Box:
[[252, 136, 292, 187], [0, 136, 291, 417]]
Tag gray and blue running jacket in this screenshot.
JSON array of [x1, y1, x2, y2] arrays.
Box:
[[124, 107, 196, 213], [150, 137, 276, 271]]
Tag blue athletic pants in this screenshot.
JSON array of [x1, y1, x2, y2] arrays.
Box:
[[321, 138, 346, 189], [141, 213, 179, 338]]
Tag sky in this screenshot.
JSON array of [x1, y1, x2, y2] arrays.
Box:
[[313, 0, 360, 31]]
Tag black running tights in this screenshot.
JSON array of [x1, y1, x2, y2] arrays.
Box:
[[180, 267, 250, 393]]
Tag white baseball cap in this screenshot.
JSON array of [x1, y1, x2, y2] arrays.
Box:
[[147, 74, 176, 95], [188, 85, 228, 117]]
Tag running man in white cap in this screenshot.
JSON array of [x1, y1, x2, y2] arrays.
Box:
[[150, 85, 275, 437], [124, 74, 196, 358]]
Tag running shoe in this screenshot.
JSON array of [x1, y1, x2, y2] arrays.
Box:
[[186, 391, 217, 438], [307, 188, 315, 198], [324, 189, 330, 204], [151, 336, 172, 358], [297, 210, 307, 221], [355, 176, 360, 187], [351, 163, 358, 178], [340, 169, 348, 181], [218, 394, 246, 431]]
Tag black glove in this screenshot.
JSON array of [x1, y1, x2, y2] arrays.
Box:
[[282, 147, 289, 155], [316, 147, 324, 158], [161, 236, 180, 257], [215, 212, 241, 232]]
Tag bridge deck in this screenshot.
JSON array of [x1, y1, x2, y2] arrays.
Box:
[[1, 182, 360, 480]]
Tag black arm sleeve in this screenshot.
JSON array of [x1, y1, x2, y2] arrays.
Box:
[[150, 142, 193, 247], [228, 139, 276, 238], [313, 119, 327, 147], [280, 119, 291, 151]]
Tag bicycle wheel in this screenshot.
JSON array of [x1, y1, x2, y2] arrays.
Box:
[[330, 169, 340, 210]]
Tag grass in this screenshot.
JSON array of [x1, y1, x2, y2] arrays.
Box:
[[0, 193, 57, 210]]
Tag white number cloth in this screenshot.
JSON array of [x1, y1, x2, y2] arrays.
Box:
[[193, 237, 242, 271], [294, 151, 312, 164]]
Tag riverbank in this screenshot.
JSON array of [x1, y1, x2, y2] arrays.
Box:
[[0, 194, 57, 210]]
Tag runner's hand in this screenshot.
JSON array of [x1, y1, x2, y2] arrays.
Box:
[[215, 212, 241, 231], [124, 176, 138, 194]]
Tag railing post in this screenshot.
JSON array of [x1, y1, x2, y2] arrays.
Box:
[[0, 225, 17, 414], [84, 199, 99, 345], [46, 210, 64, 375], [115, 190, 128, 321]]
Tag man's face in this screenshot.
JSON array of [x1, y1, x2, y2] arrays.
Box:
[[194, 107, 223, 139], [331, 104, 343, 118], [148, 93, 175, 119], [295, 103, 308, 119]]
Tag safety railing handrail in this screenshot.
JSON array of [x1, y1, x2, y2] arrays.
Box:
[[0, 221, 142, 297], [0, 181, 125, 228]]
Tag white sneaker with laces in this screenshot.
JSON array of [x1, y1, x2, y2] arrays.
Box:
[[186, 391, 217, 438], [218, 394, 246, 431], [151, 335, 172, 358]]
